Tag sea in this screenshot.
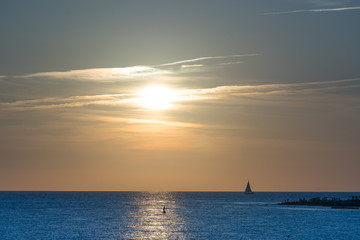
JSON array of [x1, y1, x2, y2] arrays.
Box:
[[0, 191, 359, 240]]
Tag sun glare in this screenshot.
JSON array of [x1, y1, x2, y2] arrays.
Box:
[[139, 86, 176, 110]]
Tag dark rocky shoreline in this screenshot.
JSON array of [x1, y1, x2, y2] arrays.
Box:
[[278, 196, 360, 208]]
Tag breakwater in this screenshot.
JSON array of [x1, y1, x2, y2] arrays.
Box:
[[278, 196, 360, 208]]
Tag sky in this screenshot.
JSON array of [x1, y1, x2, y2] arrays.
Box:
[[1, 0, 360, 191]]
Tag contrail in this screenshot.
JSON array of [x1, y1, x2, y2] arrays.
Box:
[[264, 6, 360, 15]]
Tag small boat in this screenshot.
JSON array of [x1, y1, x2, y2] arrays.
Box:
[[162, 206, 166, 213], [245, 181, 253, 194]]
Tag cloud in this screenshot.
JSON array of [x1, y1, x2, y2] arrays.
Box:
[[264, 6, 360, 15], [0, 94, 136, 111], [8, 54, 257, 82], [219, 61, 243, 66], [181, 64, 204, 69], [2, 78, 358, 111], [14, 66, 165, 81], [194, 78, 360, 97], [157, 54, 258, 67], [91, 116, 246, 133]]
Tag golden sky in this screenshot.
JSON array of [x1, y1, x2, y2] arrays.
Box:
[[1, 1, 360, 191]]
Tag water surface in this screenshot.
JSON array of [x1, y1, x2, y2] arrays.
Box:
[[0, 192, 359, 239]]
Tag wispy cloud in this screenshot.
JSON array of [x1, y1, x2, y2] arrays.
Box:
[[2, 78, 358, 111], [93, 116, 245, 132], [7, 54, 257, 82], [219, 61, 243, 66], [181, 64, 204, 69], [191, 78, 360, 97], [156, 54, 258, 67], [0, 94, 135, 111], [15, 66, 164, 81], [264, 6, 360, 15]]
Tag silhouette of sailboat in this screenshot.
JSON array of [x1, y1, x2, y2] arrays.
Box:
[[245, 181, 253, 194]]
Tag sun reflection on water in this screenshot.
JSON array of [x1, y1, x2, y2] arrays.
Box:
[[123, 192, 185, 239]]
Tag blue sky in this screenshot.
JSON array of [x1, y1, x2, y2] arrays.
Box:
[[1, 0, 360, 191]]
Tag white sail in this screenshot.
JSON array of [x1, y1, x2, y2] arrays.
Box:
[[245, 181, 253, 194]]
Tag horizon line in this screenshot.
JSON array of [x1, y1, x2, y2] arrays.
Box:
[[1, 190, 359, 193]]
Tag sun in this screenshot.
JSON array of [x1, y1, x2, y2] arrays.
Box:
[[139, 86, 176, 110]]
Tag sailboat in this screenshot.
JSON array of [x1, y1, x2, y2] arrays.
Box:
[[245, 181, 253, 194]]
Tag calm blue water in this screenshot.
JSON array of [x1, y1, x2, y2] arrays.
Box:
[[0, 192, 359, 239]]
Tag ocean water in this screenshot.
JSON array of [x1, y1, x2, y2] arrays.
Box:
[[0, 192, 359, 240]]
